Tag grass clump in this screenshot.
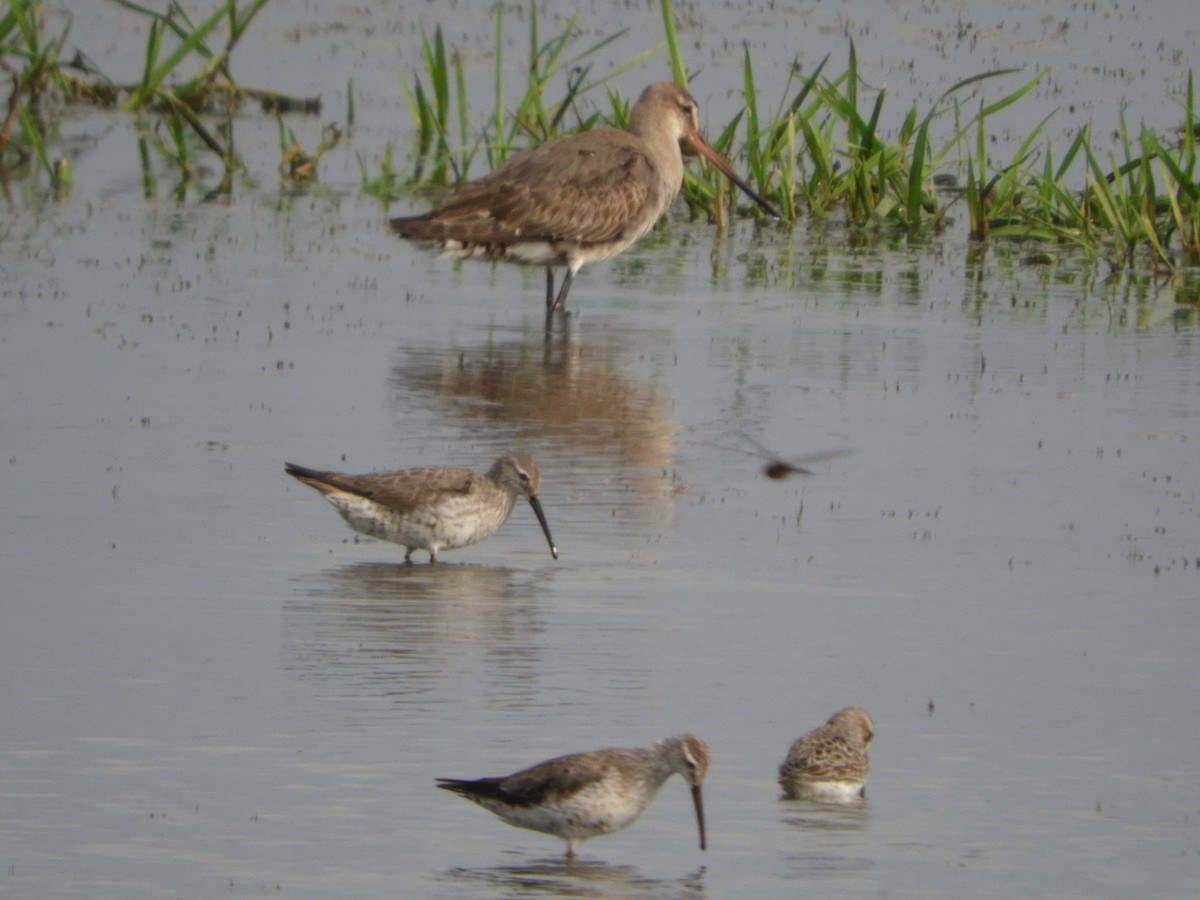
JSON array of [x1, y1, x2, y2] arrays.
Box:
[[364, 2, 660, 197], [1, 0, 323, 196], [2, 0, 1196, 280]]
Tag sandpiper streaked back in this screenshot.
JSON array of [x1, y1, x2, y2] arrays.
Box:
[[779, 707, 874, 802]]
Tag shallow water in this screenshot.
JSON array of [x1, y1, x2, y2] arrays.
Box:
[[2, 2, 1199, 898]]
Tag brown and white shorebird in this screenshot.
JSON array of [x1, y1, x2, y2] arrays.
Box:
[[436, 733, 710, 859], [284, 450, 557, 563], [778, 707, 874, 802], [388, 82, 779, 314]]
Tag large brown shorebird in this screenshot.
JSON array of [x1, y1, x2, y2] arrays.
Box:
[[437, 733, 709, 859], [389, 82, 778, 314], [778, 707, 874, 802], [284, 450, 557, 563]]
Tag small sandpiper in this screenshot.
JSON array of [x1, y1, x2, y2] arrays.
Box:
[[437, 733, 709, 859], [778, 707, 874, 802], [284, 449, 557, 563]]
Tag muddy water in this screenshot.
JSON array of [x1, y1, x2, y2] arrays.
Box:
[[2, 2, 1198, 898]]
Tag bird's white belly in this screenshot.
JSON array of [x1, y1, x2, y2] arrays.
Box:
[[324, 492, 510, 552], [785, 780, 864, 803], [482, 781, 654, 840]]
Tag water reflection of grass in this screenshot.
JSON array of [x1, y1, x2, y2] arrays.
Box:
[[1, 0, 1196, 277]]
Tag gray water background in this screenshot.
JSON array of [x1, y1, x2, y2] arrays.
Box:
[[1, 1, 1197, 897]]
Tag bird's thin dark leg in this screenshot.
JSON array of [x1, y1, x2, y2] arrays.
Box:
[[545, 269, 556, 312], [550, 269, 575, 312]]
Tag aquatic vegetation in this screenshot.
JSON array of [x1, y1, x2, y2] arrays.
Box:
[[378, 2, 660, 191], [726, 41, 1037, 232], [963, 71, 1198, 273], [279, 120, 342, 189], [0, 0, 1195, 281], [371, 0, 1197, 282], [0, 0, 317, 195], [1, 0, 67, 185]]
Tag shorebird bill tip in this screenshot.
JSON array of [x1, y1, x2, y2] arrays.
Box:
[[528, 496, 557, 559]]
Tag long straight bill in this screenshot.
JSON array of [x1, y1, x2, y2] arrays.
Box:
[[686, 134, 781, 219], [692, 784, 707, 850], [528, 496, 558, 559]]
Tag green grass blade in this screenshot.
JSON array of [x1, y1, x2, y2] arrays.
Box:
[[566, 27, 630, 69], [906, 112, 929, 225], [122, 1, 232, 109], [660, 0, 687, 87], [15, 103, 52, 178], [573, 43, 666, 97], [1183, 70, 1196, 172], [1145, 131, 1199, 203], [1054, 126, 1089, 181], [862, 85, 885, 152], [491, 1, 503, 168], [781, 110, 797, 219], [845, 39, 858, 147], [743, 45, 762, 178], [455, 47, 469, 176]]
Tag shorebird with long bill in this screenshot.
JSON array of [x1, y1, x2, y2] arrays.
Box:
[[436, 733, 710, 859], [284, 450, 557, 563], [389, 82, 779, 314]]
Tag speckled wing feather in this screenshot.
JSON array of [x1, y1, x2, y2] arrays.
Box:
[[391, 130, 662, 247], [780, 733, 864, 782], [439, 750, 617, 808], [284, 463, 477, 515], [497, 750, 627, 804]]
